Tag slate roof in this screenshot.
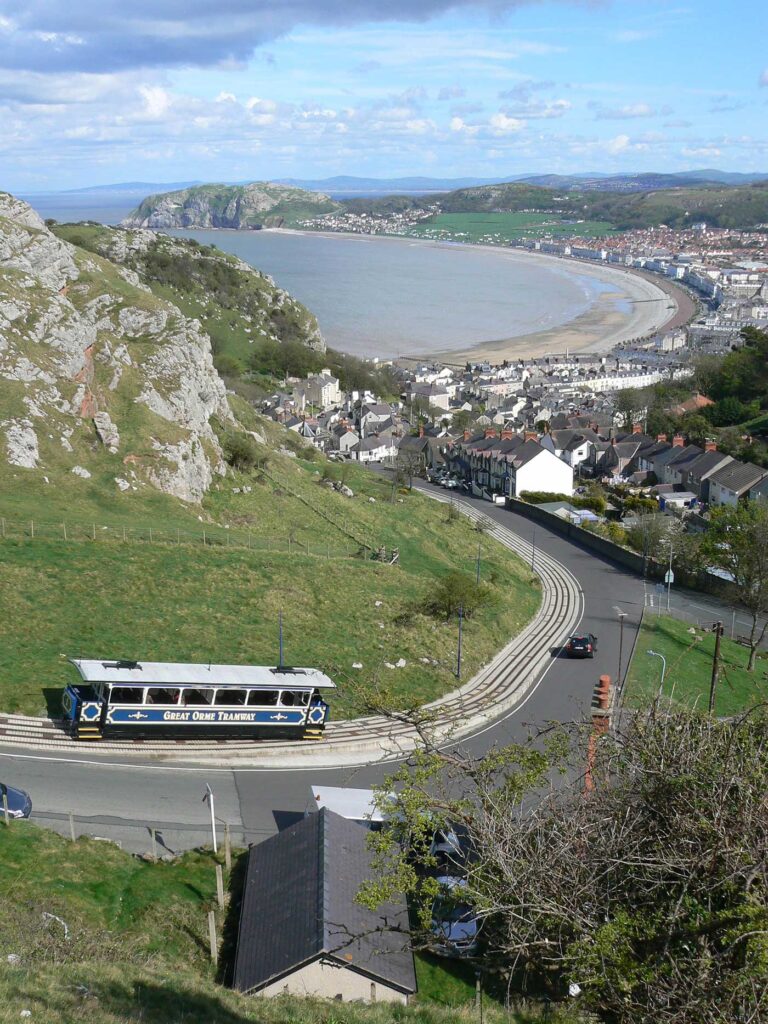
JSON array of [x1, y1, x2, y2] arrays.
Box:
[[685, 450, 733, 481], [709, 461, 767, 495], [234, 809, 416, 995]]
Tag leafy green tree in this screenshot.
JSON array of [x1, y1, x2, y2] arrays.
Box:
[[615, 388, 645, 432], [222, 432, 260, 472], [361, 705, 768, 1023], [702, 501, 768, 669], [426, 571, 488, 620]]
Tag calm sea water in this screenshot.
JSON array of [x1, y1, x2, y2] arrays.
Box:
[[24, 194, 618, 359], [170, 229, 615, 359]]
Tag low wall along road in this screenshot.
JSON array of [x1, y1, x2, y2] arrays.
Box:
[[0, 497, 583, 768]]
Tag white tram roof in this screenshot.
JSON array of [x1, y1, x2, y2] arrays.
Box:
[[310, 786, 385, 823], [70, 659, 336, 689]]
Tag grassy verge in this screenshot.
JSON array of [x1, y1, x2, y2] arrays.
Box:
[[0, 419, 539, 718], [623, 613, 768, 715], [0, 823, 569, 1024]]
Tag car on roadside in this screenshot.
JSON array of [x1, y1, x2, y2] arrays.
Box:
[[430, 876, 480, 957], [0, 782, 32, 819], [565, 633, 598, 659]]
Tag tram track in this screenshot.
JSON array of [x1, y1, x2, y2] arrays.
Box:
[[0, 497, 583, 766]]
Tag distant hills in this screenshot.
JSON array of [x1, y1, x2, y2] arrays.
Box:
[[108, 172, 768, 234]]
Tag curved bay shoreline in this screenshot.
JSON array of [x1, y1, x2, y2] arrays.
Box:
[[270, 227, 695, 363]]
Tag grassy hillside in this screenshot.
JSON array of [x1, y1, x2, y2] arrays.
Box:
[[344, 179, 768, 231], [0, 823, 571, 1024], [0, 409, 539, 717], [410, 211, 616, 243]]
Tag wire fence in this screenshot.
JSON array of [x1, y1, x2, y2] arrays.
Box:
[[0, 514, 360, 560]]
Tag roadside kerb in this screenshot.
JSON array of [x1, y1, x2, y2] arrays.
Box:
[[0, 496, 583, 767]]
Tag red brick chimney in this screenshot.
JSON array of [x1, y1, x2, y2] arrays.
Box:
[[463, 428, 471, 442], [656, 433, 667, 443], [632, 422, 642, 435], [705, 440, 717, 452], [524, 430, 537, 442], [672, 434, 685, 447], [500, 428, 514, 441], [484, 428, 498, 439]]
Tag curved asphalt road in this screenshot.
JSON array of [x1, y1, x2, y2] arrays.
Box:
[[0, 492, 646, 855]]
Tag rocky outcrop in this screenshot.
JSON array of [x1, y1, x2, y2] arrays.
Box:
[[121, 182, 340, 230], [0, 192, 235, 502]]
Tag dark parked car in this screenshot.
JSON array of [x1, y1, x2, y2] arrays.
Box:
[[565, 633, 597, 658], [430, 876, 480, 957], [0, 782, 32, 819]]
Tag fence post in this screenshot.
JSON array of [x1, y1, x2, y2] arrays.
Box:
[[123, 526, 126, 543], [63, 523, 67, 541], [149, 528, 153, 543], [203, 530, 206, 546], [69, 811, 76, 842], [215, 863, 225, 909], [150, 828, 157, 862], [224, 823, 232, 871], [208, 911, 218, 966], [30, 520, 34, 539], [92, 523, 96, 541], [2, 791, 9, 826]]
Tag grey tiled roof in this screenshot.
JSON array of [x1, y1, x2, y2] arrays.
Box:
[[234, 809, 416, 995], [709, 461, 767, 494]]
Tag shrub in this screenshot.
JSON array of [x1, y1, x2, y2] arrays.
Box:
[[426, 571, 489, 620], [214, 354, 245, 378], [222, 432, 259, 472]]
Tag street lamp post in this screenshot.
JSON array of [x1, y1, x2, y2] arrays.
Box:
[[616, 610, 627, 687], [203, 784, 218, 853], [647, 649, 667, 697], [456, 604, 464, 680]]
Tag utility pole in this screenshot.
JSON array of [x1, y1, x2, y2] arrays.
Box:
[[709, 621, 724, 714], [617, 610, 627, 687], [666, 543, 674, 613], [204, 784, 218, 853]]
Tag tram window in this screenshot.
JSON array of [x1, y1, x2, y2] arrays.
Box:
[[280, 690, 309, 707], [182, 688, 214, 706], [111, 687, 143, 704], [216, 689, 246, 706], [147, 688, 181, 704], [247, 690, 279, 706]]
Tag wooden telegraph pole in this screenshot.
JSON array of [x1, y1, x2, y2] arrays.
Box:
[[709, 621, 724, 714]]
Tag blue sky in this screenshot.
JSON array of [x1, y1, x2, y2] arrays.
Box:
[[1, 0, 767, 191]]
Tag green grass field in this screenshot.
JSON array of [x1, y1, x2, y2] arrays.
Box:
[[0, 823, 561, 1024], [623, 613, 768, 715], [0, 413, 539, 718], [410, 211, 616, 243]]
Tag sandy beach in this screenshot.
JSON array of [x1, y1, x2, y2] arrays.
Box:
[[278, 228, 696, 363]]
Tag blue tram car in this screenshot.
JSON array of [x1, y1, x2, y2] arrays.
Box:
[[62, 659, 334, 741]]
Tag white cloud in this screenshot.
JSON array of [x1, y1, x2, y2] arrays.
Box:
[[606, 134, 630, 153], [489, 112, 525, 134], [682, 145, 722, 158], [138, 86, 171, 119], [215, 91, 237, 103], [612, 29, 655, 43]]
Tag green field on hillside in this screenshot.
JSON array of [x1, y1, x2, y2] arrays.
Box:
[[0, 823, 557, 1024], [623, 613, 768, 715], [0, 414, 539, 718], [411, 211, 616, 243]]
